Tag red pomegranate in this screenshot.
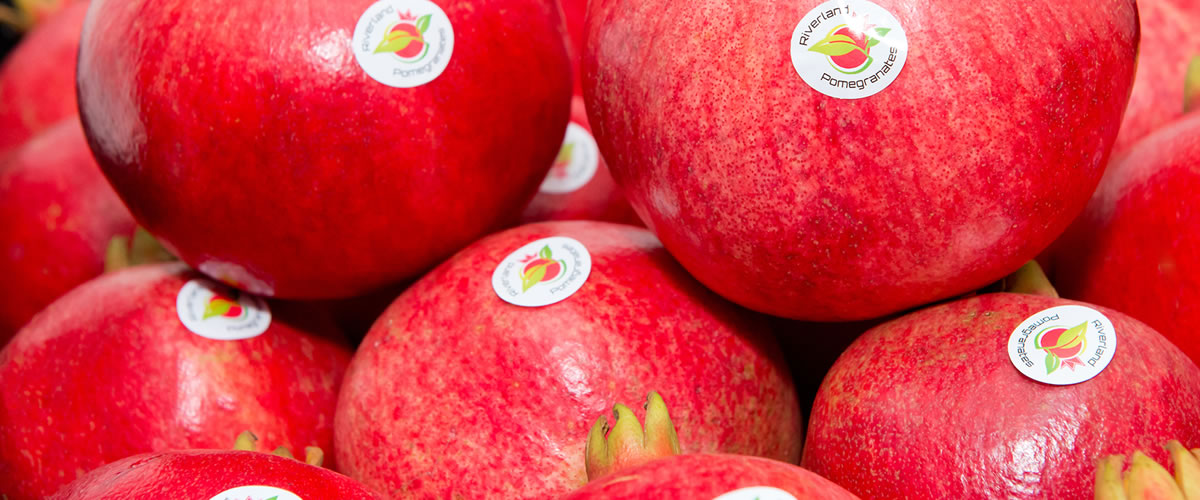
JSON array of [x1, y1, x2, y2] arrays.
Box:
[[0, 1, 87, 156], [335, 221, 801, 498], [0, 263, 351, 499], [803, 293, 1200, 499], [76, 0, 572, 299], [583, 0, 1138, 321], [0, 118, 135, 345], [565, 454, 859, 500], [1053, 112, 1200, 368], [50, 449, 380, 499]]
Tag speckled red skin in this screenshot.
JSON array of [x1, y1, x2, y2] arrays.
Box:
[[334, 221, 802, 498], [0, 263, 352, 499], [564, 453, 859, 500], [1053, 113, 1200, 367], [802, 293, 1200, 499], [0, 118, 134, 345], [76, 0, 571, 299], [1111, 0, 1200, 156], [50, 450, 381, 499], [0, 2, 87, 157], [582, 0, 1139, 321], [520, 96, 641, 226]]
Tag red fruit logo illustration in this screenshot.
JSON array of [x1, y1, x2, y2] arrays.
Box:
[[808, 20, 891, 74], [203, 290, 245, 320], [550, 142, 575, 179], [1035, 322, 1088, 374], [374, 10, 432, 62], [519, 245, 567, 292]]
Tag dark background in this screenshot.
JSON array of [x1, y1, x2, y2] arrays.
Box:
[[1, 0, 22, 61]]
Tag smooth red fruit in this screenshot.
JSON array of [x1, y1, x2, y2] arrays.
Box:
[[0, 1, 87, 156], [77, 0, 572, 299], [565, 453, 859, 500], [1111, 0, 1200, 155], [520, 96, 641, 225], [803, 293, 1200, 499], [0, 263, 351, 499], [1053, 112, 1200, 367], [0, 118, 134, 345], [559, 0, 586, 95], [335, 221, 801, 498], [583, 0, 1138, 321], [50, 450, 380, 499]]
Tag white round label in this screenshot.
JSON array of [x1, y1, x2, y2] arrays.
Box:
[[352, 0, 455, 88], [176, 279, 272, 341], [1008, 305, 1117, 386], [491, 237, 591, 307], [789, 0, 908, 99], [539, 123, 601, 195], [209, 485, 302, 500], [713, 486, 798, 500]]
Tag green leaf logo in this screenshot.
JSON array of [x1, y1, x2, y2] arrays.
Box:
[[375, 29, 423, 54], [539, 245, 553, 260], [203, 297, 235, 319], [1045, 353, 1061, 375], [416, 14, 432, 33], [554, 143, 575, 167], [521, 263, 548, 292], [808, 33, 864, 57]]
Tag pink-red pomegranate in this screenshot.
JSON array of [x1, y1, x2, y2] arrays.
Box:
[[1053, 112, 1200, 367], [1111, 0, 1200, 155], [50, 450, 380, 499], [0, 263, 351, 499], [0, 118, 135, 345], [566, 453, 859, 500], [77, 0, 572, 299], [583, 0, 1138, 321], [335, 220, 801, 498], [520, 96, 641, 225], [0, 1, 87, 156], [803, 293, 1200, 499]]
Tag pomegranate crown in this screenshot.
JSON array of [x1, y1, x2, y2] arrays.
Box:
[[585, 391, 681, 482], [398, 10, 418, 21], [1095, 440, 1200, 499]]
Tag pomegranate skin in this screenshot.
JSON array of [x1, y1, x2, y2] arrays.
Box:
[[803, 293, 1200, 499], [50, 450, 380, 499], [1054, 113, 1200, 367], [0, 118, 135, 344], [583, 0, 1138, 321], [76, 0, 572, 299], [0, 263, 351, 499], [0, 2, 87, 157], [335, 220, 801, 498], [564, 453, 859, 500]]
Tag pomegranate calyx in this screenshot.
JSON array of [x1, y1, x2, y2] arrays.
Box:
[[1094, 443, 1200, 500], [104, 227, 177, 272], [233, 430, 259, 451], [230, 430, 325, 467], [585, 391, 680, 482], [1001, 260, 1059, 298], [1185, 56, 1200, 114]]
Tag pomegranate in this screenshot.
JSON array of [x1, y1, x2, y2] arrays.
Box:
[[0, 263, 351, 499], [0, 118, 135, 345], [50, 449, 380, 499], [1053, 112, 1200, 367], [583, 0, 1138, 320], [803, 293, 1200, 498], [77, 0, 572, 299], [0, 1, 87, 156], [335, 220, 801, 498]]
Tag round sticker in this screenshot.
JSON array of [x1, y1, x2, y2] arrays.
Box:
[[713, 487, 799, 500], [789, 0, 908, 99], [1008, 305, 1117, 386], [176, 278, 272, 341], [491, 237, 591, 307], [352, 0, 455, 88], [539, 123, 601, 195], [209, 485, 302, 500]]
